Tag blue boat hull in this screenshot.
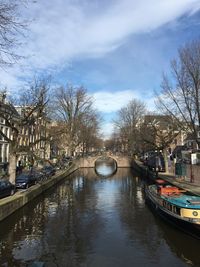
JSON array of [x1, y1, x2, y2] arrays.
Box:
[[145, 191, 200, 239]]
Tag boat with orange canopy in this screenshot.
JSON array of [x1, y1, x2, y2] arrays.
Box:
[[145, 179, 200, 238]]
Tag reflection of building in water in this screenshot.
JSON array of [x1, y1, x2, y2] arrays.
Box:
[[0, 180, 75, 266], [73, 176, 84, 191]]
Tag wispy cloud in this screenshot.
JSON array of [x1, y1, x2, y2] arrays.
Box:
[[92, 90, 138, 113], [22, 0, 200, 68], [1, 0, 199, 89], [92, 89, 157, 113]]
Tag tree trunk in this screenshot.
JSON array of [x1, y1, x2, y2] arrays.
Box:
[[163, 148, 169, 174], [8, 152, 17, 184]]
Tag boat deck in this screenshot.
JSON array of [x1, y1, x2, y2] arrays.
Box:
[[158, 173, 200, 197], [162, 192, 200, 209]]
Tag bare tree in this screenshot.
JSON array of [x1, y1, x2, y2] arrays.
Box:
[[0, 0, 27, 66], [140, 114, 180, 172], [78, 112, 101, 155], [157, 40, 200, 148], [0, 77, 50, 183], [53, 84, 100, 156], [114, 99, 146, 155], [104, 132, 123, 153]]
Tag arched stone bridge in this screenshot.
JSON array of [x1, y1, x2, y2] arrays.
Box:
[[76, 153, 132, 168]]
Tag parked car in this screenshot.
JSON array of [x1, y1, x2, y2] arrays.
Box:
[[15, 171, 38, 189], [0, 179, 15, 199], [41, 166, 56, 177], [31, 169, 45, 182]]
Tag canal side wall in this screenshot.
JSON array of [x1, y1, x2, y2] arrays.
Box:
[[0, 163, 79, 222], [132, 160, 157, 180]]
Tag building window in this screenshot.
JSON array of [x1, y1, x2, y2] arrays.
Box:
[[168, 125, 172, 130], [5, 128, 8, 138], [0, 126, 3, 141]]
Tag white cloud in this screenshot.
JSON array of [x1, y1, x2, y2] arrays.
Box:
[[100, 122, 115, 139], [22, 0, 200, 69], [1, 0, 200, 89], [0, 66, 27, 91], [92, 90, 137, 113], [92, 89, 157, 113]]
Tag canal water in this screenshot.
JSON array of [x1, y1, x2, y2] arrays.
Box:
[[0, 164, 200, 267]]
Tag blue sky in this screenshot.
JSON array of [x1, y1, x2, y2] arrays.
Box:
[[1, 0, 200, 138]]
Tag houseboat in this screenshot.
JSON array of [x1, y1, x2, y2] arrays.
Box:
[[145, 179, 200, 238]]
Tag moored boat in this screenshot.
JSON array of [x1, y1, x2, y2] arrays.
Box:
[[145, 179, 200, 238]]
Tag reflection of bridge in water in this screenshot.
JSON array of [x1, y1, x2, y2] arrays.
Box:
[[95, 157, 117, 177], [76, 153, 132, 168]]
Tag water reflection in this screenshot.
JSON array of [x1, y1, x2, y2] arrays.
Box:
[[0, 168, 199, 266], [95, 157, 117, 177]]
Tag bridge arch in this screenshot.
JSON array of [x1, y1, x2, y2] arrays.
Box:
[[94, 156, 117, 167], [76, 154, 132, 168], [94, 156, 117, 177]]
